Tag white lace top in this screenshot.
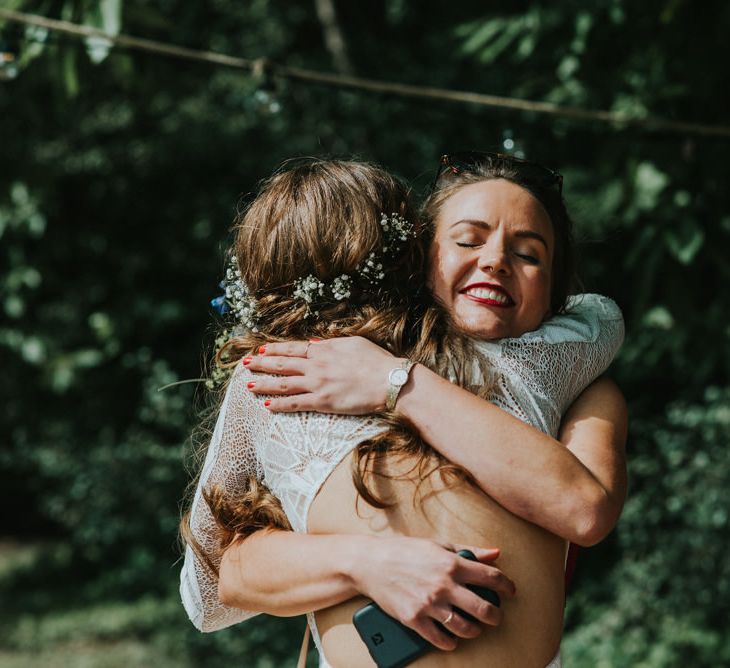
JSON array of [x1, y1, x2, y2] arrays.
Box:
[[180, 293, 624, 649]]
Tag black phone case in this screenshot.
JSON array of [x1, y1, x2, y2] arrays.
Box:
[[352, 549, 500, 668], [352, 603, 430, 668]]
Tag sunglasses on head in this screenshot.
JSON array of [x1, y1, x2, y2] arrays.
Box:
[[433, 151, 563, 195]]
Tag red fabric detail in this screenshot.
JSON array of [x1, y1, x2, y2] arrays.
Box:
[[564, 542, 580, 596]]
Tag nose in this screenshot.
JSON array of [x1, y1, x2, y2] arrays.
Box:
[[478, 239, 510, 275]]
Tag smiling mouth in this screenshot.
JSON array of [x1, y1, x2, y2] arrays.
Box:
[[461, 284, 514, 307]]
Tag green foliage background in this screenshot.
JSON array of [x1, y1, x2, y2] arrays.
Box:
[[1, 1, 728, 666]]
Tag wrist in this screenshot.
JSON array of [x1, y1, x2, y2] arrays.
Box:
[[392, 362, 432, 421], [385, 358, 416, 411], [342, 534, 378, 595]]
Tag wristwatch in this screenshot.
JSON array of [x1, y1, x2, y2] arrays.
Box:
[[385, 359, 416, 411]]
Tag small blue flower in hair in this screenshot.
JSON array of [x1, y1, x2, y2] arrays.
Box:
[[210, 294, 229, 315], [210, 257, 259, 331]]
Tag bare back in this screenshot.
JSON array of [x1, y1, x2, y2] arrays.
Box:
[[308, 452, 566, 668]]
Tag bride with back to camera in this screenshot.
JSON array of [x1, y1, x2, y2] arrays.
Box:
[[180, 154, 627, 668]]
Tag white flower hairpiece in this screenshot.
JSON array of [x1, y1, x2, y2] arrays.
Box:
[[213, 212, 415, 322], [359, 212, 414, 284], [294, 273, 353, 317]]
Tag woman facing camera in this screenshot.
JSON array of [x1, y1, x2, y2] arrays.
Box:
[[181, 156, 627, 668]]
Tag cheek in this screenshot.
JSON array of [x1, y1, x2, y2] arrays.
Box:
[[426, 263, 447, 301], [524, 269, 552, 316], [540, 272, 553, 318]]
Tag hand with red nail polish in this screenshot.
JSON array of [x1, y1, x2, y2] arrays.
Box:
[[241, 336, 396, 414]]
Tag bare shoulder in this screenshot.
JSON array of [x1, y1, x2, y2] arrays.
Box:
[[560, 376, 628, 444], [567, 376, 626, 416]]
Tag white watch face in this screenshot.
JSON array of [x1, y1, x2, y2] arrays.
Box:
[[390, 368, 409, 387]]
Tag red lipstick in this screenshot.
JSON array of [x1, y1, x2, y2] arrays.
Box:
[[460, 282, 514, 307]]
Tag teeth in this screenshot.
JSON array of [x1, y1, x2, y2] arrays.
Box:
[[466, 287, 510, 304]]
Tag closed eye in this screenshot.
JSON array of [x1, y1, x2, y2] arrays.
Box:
[[515, 252, 539, 264], [456, 242, 482, 248]]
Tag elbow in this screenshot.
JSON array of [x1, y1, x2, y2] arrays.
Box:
[[568, 490, 620, 547], [217, 575, 266, 613], [217, 554, 289, 616], [218, 582, 260, 614], [218, 580, 292, 617], [571, 513, 609, 547], [217, 576, 243, 609], [218, 549, 257, 611]]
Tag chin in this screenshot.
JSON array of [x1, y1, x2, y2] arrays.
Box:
[[458, 316, 512, 341]]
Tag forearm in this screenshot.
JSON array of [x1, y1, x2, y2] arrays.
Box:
[[244, 337, 627, 545], [219, 527, 515, 649], [397, 365, 618, 544], [218, 529, 367, 616]]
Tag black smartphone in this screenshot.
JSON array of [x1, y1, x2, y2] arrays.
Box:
[[352, 549, 500, 668], [352, 602, 430, 668]]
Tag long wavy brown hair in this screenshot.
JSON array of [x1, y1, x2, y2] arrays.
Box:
[[180, 159, 489, 574]]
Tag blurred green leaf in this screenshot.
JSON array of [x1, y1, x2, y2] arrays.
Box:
[[84, 0, 122, 64], [664, 219, 705, 264], [634, 161, 669, 210]]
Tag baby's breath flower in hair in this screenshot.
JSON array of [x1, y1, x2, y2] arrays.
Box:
[[293, 275, 325, 305], [356, 212, 413, 284], [357, 252, 385, 285], [379, 211, 413, 242], [331, 275, 353, 301], [210, 213, 416, 325]]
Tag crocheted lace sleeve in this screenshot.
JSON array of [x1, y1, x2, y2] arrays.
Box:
[[474, 293, 625, 436], [180, 363, 267, 632]]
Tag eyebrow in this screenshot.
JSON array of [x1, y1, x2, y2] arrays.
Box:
[[449, 219, 550, 249]]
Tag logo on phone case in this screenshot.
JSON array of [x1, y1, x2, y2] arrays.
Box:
[[371, 632, 384, 646]]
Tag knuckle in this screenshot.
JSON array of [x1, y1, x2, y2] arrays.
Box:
[[473, 599, 490, 621], [401, 609, 420, 627], [444, 556, 459, 577], [419, 591, 438, 610], [432, 577, 451, 597], [453, 617, 477, 638]]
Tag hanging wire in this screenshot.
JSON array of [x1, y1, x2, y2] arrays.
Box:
[[2, 8, 730, 139]]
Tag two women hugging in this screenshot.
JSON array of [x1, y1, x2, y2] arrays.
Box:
[[180, 155, 627, 668]]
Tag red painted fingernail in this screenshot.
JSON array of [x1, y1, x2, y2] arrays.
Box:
[[264, 400, 271, 407], [247, 381, 256, 389], [243, 357, 252, 365], [259, 345, 266, 354], [309, 337, 322, 342]]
